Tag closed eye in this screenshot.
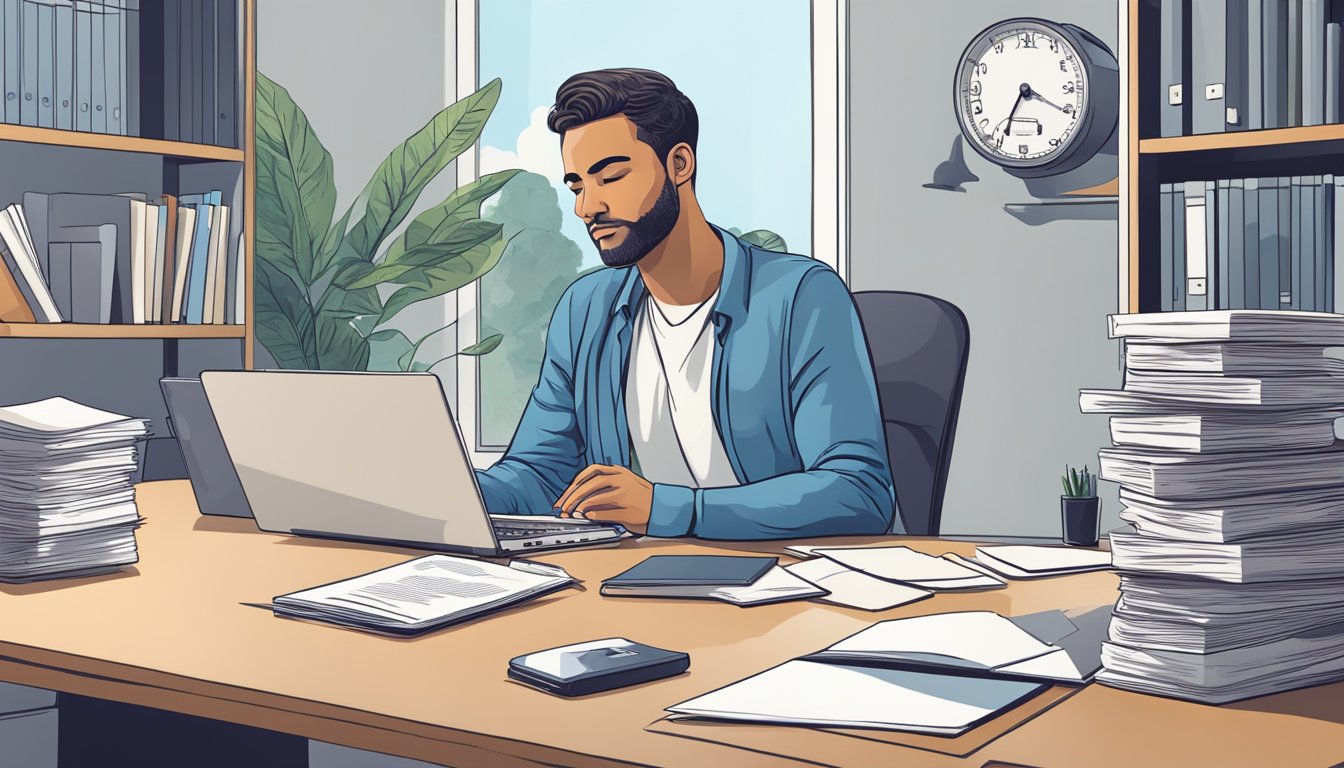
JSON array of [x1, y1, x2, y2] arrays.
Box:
[[601, 171, 630, 184]]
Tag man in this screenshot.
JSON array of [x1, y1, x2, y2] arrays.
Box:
[[474, 67, 899, 539]]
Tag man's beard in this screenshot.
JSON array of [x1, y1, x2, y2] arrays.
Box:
[[589, 178, 680, 268]]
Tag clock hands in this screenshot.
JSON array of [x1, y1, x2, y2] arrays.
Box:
[[1025, 89, 1072, 114], [1001, 83, 1031, 143]]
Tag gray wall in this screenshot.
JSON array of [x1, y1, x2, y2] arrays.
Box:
[[849, 0, 1123, 536], [257, 0, 458, 398]]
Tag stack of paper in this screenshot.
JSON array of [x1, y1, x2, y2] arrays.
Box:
[[0, 397, 148, 582], [1084, 310, 1344, 702]]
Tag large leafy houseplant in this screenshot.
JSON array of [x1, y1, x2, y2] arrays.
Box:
[[254, 74, 516, 371]]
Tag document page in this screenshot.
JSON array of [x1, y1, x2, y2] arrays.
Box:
[[810, 546, 1005, 590], [815, 612, 1058, 670], [274, 555, 571, 627], [785, 557, 931, 611]]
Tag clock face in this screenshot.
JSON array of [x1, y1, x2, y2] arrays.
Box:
[[955, 20, 1090, 168]]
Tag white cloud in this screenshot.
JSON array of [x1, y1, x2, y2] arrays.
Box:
[[480, 105, 563, 183]]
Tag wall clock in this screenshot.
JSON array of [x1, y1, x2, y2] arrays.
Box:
[[954, 18, 1119, 179]]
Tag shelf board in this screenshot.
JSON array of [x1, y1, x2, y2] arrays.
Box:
[[1140, 125, 1344, 155], [0, 324, 247, 339], [0, 125, 244, 162]]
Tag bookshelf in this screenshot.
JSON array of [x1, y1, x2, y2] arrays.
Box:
[[1127, 0, 1344, 313], [0, 0, 255, 477]]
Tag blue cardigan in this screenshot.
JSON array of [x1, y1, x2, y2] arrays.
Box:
[[475, 227, 899, 540]]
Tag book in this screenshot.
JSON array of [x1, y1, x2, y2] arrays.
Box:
[[73, 0, 90, 131], [151, 201, 167, 322], [1304, 0, 1326, 125], [45, 223, 113, 323], [1108, 525, 1344, 583], [1225, 0, 1248, 130], [270, 554, 574, 636], [1330, 23, 1341, 122], [1289, 0, 1302, 125], [1191, 0, 1228, 134], [128, 198, 145, 323], [124, 0, 137, 136], [1119, 484, 1344, 542], [0, 204, 61, 322], [1247, 0, 1263, 130], [1183, 181, 1209, 309], [158, 195, 177, 323], [602, 565, 826, 606], [1243, 178, 1258, 307], [1173, 183, 1186, 309], [210, 204, 229, 323], [183, 201, 210, 323], [102, 0, 120, 135], [199, 0, 214, 145], [2, 0, 18, 125], [1108, 309, 1344, 344], [1160, 183, 1174, 309], [1259, 177, 1281, 309], [162, 0, 176, 140], [54, 0, 72, 130], [38, 192, 138, 323], [215, 0, 235, 146], [34, 0, 52, 128], [171, 205, 195, 321], [1108, 410, 1341, 453], [1159, 0, 1184, 137], [602, 555, 776, 588], [19, 0, 36, 125]]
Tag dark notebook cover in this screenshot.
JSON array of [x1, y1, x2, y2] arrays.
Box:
[[603, 555, 776, 588]]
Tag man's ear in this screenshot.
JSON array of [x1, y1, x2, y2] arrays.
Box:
[[668, 143, 695, 187]]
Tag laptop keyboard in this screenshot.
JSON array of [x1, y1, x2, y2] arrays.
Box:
[[493, 523, 578, 538]]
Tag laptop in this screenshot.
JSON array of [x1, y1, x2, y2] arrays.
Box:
[[198, 369, 626, 556], [160, 377, 253, 518]]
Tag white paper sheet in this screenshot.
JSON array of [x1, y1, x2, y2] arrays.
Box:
[[975, 545, 1112, 575], [809, 546, 1005, 590], [785, 557, 931, 611], [817, 611, 1058, 670], [667, 659, 1044, 734]]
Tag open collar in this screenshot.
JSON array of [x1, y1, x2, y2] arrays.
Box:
[[609, 225, 752, 331]]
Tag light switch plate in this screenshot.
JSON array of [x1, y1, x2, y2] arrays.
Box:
[[1206, 83, 1225, 100], [1188, 278, 1207, 296], [1169, 84, 1183, 105]]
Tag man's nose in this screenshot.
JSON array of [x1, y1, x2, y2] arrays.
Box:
[[575, 188, 607, 222]]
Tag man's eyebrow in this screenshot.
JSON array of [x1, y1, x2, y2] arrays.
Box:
[[563, 156, 631, 185]]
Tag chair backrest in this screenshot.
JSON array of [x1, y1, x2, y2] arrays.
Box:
[[852, 291, 970, 536]]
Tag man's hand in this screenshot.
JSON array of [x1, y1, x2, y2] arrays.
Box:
[[554, 464, 653, 534]]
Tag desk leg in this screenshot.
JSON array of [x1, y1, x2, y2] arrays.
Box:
[[57, 693, 307, 768]]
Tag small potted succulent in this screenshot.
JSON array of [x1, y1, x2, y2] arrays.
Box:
[[1060, 465, 1101, 547]]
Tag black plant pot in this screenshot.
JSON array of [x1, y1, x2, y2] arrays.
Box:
[[1061, 496, 1101, 547]]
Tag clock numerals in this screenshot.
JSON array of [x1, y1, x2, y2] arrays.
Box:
[[1049, 39, 1060, 53], [975, 62, 989, 75], [979, 118, 990, 130], [1063, 82, 1077, 94], [1063, 104, 1075, 114], [970, 80, 982, 96], [970, 99, 983, 115], [1060, 59, 1068, 72], [1017, 33, 1037, 49], [1018, 144, 1029, 155], [994, 41, 1004, 54], [1049, 138, 1061, 147]]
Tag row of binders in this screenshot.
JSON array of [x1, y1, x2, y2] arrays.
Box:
[[0, 0, 238, 146], [1160, 0, 1344, 136], [1158, 177, 1340, 313], [0, 190, 242, 324]]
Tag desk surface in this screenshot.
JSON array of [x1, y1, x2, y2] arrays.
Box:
[[0, 481, 1340, 767]]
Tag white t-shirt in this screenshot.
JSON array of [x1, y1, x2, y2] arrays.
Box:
[[625, 289, 740, 488]]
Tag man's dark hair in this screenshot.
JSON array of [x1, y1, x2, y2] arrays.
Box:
[[547, 68, 699, 184]]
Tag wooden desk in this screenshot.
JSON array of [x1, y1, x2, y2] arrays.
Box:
[[0, 481, 1340, 767]]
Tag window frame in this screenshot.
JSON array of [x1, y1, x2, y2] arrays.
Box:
[[453, 0, 849, 466]]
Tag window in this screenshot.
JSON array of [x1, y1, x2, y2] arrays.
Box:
[[456, 0, 846, 463]]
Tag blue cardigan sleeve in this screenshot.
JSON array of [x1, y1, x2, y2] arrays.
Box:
[[474, 290, 585, 515], [645, 266, 899, 539]]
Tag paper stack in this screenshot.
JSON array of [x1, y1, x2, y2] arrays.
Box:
[[0, 397, 149, 582], [1082, 310, 1344, 703]]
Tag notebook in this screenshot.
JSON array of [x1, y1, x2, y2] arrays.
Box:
[[602, 555, 776, 587]]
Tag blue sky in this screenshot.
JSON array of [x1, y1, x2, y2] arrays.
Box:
[[478, 0, 812, 268]]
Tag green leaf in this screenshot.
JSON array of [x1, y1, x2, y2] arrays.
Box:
[[315, 311, 371, 370], [253, 259, 317, 368], [383, 171, 520, 264], [366, 328, 415, 371], [1061, 476, 1073, 497], [459, 333, 504, 356], [377, 234, 512, 325], [739, 229, 787, 252], [386, 220, 505, 267], [254, 71, 337, 287], [341, 79, 504, 262]]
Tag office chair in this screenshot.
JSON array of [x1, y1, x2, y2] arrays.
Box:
[[852, 291, 970, 537]]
